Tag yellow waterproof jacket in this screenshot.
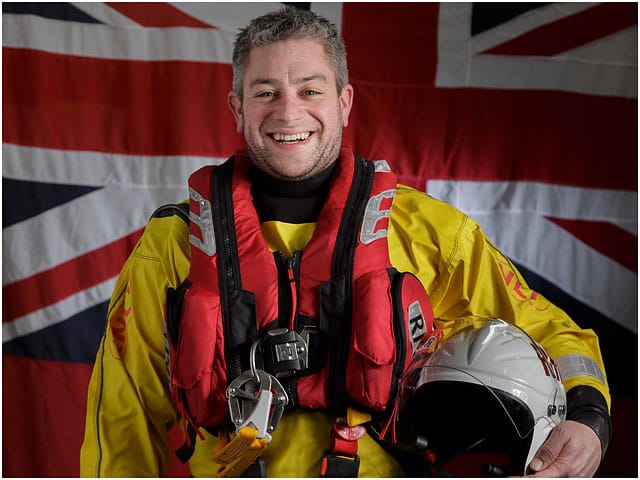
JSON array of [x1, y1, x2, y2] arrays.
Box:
[[80, 184, 609, 477]]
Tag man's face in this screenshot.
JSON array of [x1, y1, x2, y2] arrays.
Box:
[[228, 38, 353, 181]]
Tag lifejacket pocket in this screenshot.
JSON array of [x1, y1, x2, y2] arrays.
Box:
[[347, 269, 397, 411], [346, 269, 434, 413], [167, 282, 228, 427]]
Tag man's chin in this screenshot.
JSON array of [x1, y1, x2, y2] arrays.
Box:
[[268, 166, 316, 181], [250, 156, 313, 181], [247, 144, 337, 180]]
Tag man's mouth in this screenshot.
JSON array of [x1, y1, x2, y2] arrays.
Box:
[[270, 132, 312, 144]]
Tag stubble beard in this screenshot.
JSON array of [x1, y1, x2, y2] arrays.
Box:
[[245, 114, 344, 181]]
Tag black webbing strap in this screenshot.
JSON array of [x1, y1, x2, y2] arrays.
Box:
[[210, 158, 246, 381], [241, 458, 267, 477], [175, 422, 198, 464], [320, 454, 361, 477]]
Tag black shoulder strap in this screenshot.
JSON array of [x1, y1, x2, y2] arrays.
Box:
[[209, 158, 257, 382]]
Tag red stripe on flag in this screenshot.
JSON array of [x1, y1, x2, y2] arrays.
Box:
[[105, 2, 216, 28], [342, 3, 439, 86], [346, 84, 637, 190], [546, 218, 637, 273], [2, 355, 94, 477], [3, 47, 243, 156], [483, 3, 637, 56], [3, 229, 143, 323], [1, 355, 196, 478]]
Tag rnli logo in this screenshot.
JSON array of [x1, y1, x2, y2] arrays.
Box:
[[531, 342, 562, 382], [109, 311, 128, 360], [499, 262, 550, 311], [408, 300, 428, 353]]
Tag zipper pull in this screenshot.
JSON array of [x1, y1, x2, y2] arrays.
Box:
[[287, 255, 298, 331]]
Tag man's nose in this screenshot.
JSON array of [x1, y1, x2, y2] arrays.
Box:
[[272, 90, 304, 122]]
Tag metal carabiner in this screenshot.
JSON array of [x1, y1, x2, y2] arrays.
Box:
[[249, 340, 261, 386], [226, 369, 289, 442]]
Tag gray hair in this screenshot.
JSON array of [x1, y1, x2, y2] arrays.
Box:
[[232, 6, 348, 99]]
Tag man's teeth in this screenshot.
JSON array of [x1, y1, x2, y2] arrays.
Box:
[[272, 132, 310, 142]]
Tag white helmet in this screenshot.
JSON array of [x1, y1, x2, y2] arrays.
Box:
[[398, 317, 566, 476]]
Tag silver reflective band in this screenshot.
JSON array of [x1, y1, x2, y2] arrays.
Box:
[[360, 189, 396, 244], [188, 187, 216, 256], [372, 159, 391, 172], [556, 354, 606, 384]]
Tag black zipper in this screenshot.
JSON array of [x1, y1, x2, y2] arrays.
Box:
[[332, 155, 374, 279], [329, 155, 375, 410], [389, 270, 408, 407], [274, 250, 301, 331]]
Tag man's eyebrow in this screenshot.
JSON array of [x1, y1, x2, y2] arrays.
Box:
[[248, 78, 277, 89], [248, 74, 328, 89], [296, 74, 327, 84]]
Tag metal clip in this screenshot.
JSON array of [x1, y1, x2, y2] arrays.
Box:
[[265, 328, 309, 377], [226, 369, 288, 442]]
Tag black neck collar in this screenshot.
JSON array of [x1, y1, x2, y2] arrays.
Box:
[[250, 164, 336, 223]]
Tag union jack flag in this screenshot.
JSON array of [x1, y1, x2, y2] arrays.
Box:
[[3, 3, 636, 476]]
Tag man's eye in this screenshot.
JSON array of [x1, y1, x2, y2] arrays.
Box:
[[257, 91, 275, 98], [304, 90, 320, 96]]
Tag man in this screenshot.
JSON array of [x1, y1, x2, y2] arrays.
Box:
[[80, 7, 610, 477]]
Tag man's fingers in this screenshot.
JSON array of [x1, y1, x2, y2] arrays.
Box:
[[525, 421, 603, 477], [529, 425, 570, 472]]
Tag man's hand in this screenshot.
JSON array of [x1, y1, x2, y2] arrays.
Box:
[[526, 420, 602, 477]]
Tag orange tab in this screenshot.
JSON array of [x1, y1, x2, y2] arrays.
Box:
[[212, 430, 231, 460], [347, 407, 372, 427], [213, 426, 268, 477]]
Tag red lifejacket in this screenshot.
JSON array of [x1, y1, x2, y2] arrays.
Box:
[[165, 148, 434, 450]]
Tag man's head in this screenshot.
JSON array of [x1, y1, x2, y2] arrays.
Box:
[[231, 7, 348, 101], [228, 7, 353, 181]]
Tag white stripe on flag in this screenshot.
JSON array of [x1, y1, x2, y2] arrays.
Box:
[[2, 12, 235, 62], [427, 179, 637, 233], [3, 144, 221, 188], [436, 3, 638, 98], [2, 277, 117, 342], [3, 185, 189, 285], [70, 2, 143, 27]]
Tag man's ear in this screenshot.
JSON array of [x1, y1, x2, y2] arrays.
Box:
[[228, 91, 243, 134], [339, 84, 354, 128]]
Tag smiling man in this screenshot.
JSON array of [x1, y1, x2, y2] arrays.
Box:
[[81, 7, 611, 478]]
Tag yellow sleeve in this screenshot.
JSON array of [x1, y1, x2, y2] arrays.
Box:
[[80, 209, 191, 476], [389, 185, 611, 409]]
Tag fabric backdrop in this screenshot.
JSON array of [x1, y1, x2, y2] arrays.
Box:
[[3, 2, 637, 477]]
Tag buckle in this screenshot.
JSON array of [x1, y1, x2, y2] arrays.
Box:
[[265, 328, 308, 377], [320, 453, 361, 477]]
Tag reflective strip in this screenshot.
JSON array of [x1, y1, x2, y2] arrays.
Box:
[[372, 159, 391, 173], [359, 189, 395, 244], [556, 354, 606, 384]]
